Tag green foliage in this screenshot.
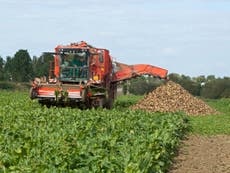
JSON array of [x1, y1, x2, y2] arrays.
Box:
[[0, 81, 15, 90], [0, 91, 188, 172], [221, 88, 230, 98], [0, 81, 30, 90], [128, 77, 164, 95], [3, 50, 33, 82], [189, 98, 230, 135], [14, 50, 33, 82], [168, 73, 230, 98], [179, 75, 201, 96], [3, 56, 13, 81], [200, 78, 230, 99], [32, 54, 53, 78], [0, 56, 4, 80], [122, 82, 128, 95], [129, 77, 149, 95], [114, 95, 143, 109]]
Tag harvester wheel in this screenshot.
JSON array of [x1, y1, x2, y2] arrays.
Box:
[[104, 98, 113, 109], [29, 87, 37, 99]]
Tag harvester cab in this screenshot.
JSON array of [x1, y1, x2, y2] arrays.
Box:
[[58, 49, 88, 83]]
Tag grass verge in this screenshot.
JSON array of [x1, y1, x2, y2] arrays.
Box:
[[189, 98, 230, 135]]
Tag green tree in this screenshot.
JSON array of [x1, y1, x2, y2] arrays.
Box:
[[4, 56, 13, 81], [32, 54, 53, 78], [201, 78, 230, 99], [180, 75, 201, 96], [207, 75, 215, 81], [220, 88, 230, 98], [168, 73, 181, 83], [195, 75, 206, 83], [11, 50, 33, 82], [129, 77, 148, 95], [122, 81, 129, 95], [128, 76, 164, 95], [0, 56, 5, 80]]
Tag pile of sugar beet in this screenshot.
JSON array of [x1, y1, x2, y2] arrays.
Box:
[[131, 81, 220, 115]]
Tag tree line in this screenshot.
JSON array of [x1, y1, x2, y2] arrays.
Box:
[[0, 49, 229, 99], [0, 49, 53, 82], [124, 74, 230, 99]]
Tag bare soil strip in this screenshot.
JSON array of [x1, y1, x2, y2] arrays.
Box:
[[169, 135, 230, 173]]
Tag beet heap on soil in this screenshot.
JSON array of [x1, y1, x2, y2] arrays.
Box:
[[131, 81, 220, 115]]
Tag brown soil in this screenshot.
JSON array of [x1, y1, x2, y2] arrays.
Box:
[[169, 135, 230, 173], [131, 81, 220, 115]]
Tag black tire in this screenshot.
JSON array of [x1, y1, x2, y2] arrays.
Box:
[[29, 87, 37, 99], [104, 98, 113, 109]]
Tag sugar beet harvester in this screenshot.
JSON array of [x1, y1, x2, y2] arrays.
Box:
[[30, 41, 168, 108]]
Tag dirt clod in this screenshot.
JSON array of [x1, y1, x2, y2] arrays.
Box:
[[131, 81, 220, 115]]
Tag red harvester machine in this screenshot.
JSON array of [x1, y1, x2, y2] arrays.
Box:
[[30, 41, 168, 108]]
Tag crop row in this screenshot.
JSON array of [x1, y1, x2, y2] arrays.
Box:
[[0, 91, 188, 173]]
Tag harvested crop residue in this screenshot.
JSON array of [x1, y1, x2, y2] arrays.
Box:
[[131, 81, 220, 115], [169, 135, 230, 173]]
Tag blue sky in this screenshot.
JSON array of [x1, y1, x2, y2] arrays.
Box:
[[0, 0, 229, 77]]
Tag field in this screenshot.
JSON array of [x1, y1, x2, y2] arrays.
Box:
[[0, 91, 229, 172], [0, 91, 188, 173], [189, 98, 230, 135]]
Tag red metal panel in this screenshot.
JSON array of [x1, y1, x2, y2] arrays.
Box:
[[113, 62, 168, 82]]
